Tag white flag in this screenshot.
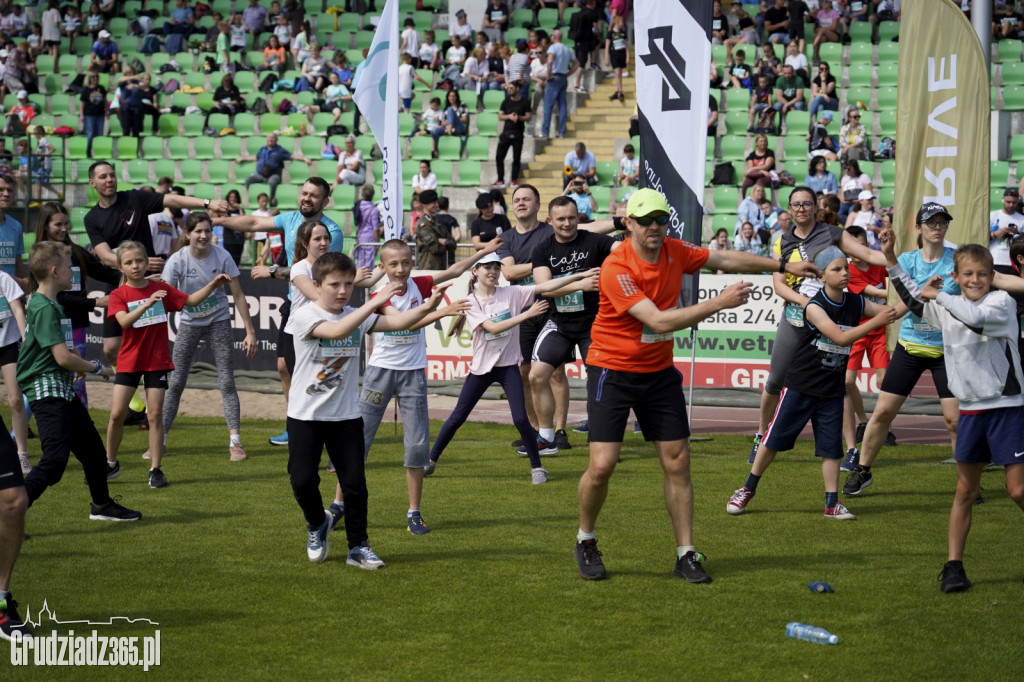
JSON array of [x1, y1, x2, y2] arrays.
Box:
[[352, 0, 402, 240]]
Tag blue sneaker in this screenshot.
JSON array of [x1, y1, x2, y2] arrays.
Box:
[[328, 502, 345, 531], [516, 438, 558, 456], [307, 510, 331, 563], [347, 543, 386, 570], [574, 421, 590, 433], [423, 460, 437, 477], [407, 511, 430, 535], [269, 430, 289, 446], [841, 448, 860, 472]]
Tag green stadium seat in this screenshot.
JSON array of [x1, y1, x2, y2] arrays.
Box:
[[332, 184, 356, 209], [1002, 85, 1024, 110], [876, 186, 894, 208], [782, 135, 807, 162], [511, 8, 532, 27], [402, 159, 419, 185], [994, 161, 1012, 186], [168, 136, 190, 158], [719, 134, 747, 161], [876, 62, 898, 87], [207, 114, 231, 133], [234, 162, 255, 183], [398, 112, 415, 136], [847, 61, 872, 87], [259, 113, 282, 134], [723, 87, 750, 112], [991, 186, 1004, 211], [711, 185, 739, 214], [58, 54, 79, 72], [275, 183, 299, 209], [1010, 135, 1024, 161], [67, 136, 89, 160], [432, 159, 454, 185], [159, 114, 180, 137], [193, 136, 217, 160], [233, 113, 257, 136], [437, 136, 462, 161], [206, 160, 231, 184], [115, 136, 138, 160], [92, 136, 114, 159], [818, 43, 842, 67], [141, 137, 165, 159], [878, 160, 895, 186], [299, 136, 323, 159], [193, 183, 217, 201], [454, 160, 481, 187], [848, 21, 872, 46], [1002, 61, 1024, 86], [848, 42, 873, 66], [234, 72, 255, 92], [596, 161, 617, 186], [465, 136, 489, 161], [313, 159, 337, 179], [246, 182, 271, 204], [784, 110, 811, 134], [878, 20, 899, 43], [180, 159, 204, 184], [219, 136, 245, 159], [153, 159, 176, 181], [706, 136, 716, 160], [537, 8, 559, 25], [196, 92, 215, 112], [409, 136, 434, 161], [998, 39, 1023, 63], [482, 90, 504, 112], [876, 42, 898, 64], [723, 109, 748, 136], [185, 72, 207, 89], [878, 110, 896, 137], [846, 86, 873, 110], [475, 112, 499, 136], [876, 87, 898, 110], [288, 161, 311, 184], [353, 136, 377, 158]]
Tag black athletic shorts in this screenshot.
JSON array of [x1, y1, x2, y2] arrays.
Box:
[[0, 415, 23, 491], [879, 343, 954, 399], [114, 370, 170, 390], [277, 299, 295, 375], [0, 341, 18, 366], [610, 49, 627, 69], [519, 315, 545, 363], [532, 320, 591, 367], [586, 365, 690, 443]]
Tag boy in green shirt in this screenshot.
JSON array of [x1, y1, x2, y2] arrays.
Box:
[[17, 242, 141, 522]]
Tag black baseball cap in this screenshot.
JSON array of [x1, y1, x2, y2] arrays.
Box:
[[419, 189, 438, 204], [916, 202, 953, 223], [1005, 187, 1020, 198]]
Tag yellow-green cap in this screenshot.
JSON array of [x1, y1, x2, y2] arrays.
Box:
[[626, 188, 671, 218]]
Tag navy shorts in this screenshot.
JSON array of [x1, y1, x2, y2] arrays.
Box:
[[763, 387, 844, 459], [879, 344, 954, 399], [955, 405, 1024, 466], [586, 365, 690, 443]]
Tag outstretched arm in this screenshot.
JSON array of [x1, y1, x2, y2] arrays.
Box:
[[628, 280, 753, 334], [433, 238, 504, 284]]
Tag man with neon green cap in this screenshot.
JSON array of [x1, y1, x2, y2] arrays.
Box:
[[574, 188, 821, 582]]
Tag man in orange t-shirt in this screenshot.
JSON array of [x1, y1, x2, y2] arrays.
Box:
[[574, 188, 820, 583]]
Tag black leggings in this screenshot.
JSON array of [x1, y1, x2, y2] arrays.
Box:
[[287, 416, 368, 549], [430, 364, 542, 469], [24, 397, 111, 507]]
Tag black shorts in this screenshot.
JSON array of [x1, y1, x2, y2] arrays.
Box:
[[532, 320, 591, 367], [519, 314, 545, 363], [586, 365, 690, 443], [879, 343, 954, 399], [114, 370, 170, 390], [103, 314, 123, 338], [0, 341, 18, 366], [277, 299, 295, 374], [574, 43, 593, 68], [610, 49, 627, 69], [0, 415, 23, 491]]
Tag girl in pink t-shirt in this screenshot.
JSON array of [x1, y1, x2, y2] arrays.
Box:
[[425, 253, 597, 484]]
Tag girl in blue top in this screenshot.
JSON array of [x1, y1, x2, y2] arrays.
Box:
[[843, 203, 961, 496]]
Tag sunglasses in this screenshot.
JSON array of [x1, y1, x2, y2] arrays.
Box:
[[632, 214, 671, 226], [850, 115, 861, 119]]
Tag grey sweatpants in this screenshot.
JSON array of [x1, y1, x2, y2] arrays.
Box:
[[163, 318, 241, 432]]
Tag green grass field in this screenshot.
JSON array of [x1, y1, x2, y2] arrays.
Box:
[[5, 410, 1024, 680]]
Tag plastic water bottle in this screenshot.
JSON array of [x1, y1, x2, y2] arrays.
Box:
[[786, 622, 838, 645]]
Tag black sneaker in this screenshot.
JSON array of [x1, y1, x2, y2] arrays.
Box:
[[843, 467, 873, 495], [855, 421, 867, 443], [574, 421, 590, 433], [124, 408, 147, 427], [149, 467, 169, 489], [574, 539, 606, 580], [106, 461, 121, 480], [747, 433, 762, 465], [0, 595, 32, 641], [89, 496, 142, 522], [884, 430, 898, 446], [511, 438, 523, 448], [939, 560, 972, 593], [674, 551, 713, 583], [554, 429, 572, 450]]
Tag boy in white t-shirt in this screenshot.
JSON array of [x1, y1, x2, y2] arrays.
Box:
[[356, 238, 501, 535], [287, 252, 446, 566]]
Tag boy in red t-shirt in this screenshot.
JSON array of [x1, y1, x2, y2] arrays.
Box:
[[106, 241, 231, 488], [842, 225, 899, 471]]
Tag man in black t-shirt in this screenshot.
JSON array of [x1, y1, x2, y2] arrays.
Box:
[[469, 194, 511, 250], [434, 196, 461, 267], [527, 196, 618, 453], [571, 0, 603, 93], [84, 160, 228, 365], [493, 81, 531, 189]]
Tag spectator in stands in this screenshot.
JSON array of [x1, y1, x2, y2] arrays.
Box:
[[306, 71, 350, 127], [845, 190, 883, 249], [508, 39, 531, 99], [564, 142, 597, 188], [783, 39, 808, 86], [727, 49, 752, 89], [62, 5, 82, 49], [413, 97, 446, 155], [446, 34, 468, 69], [808, 61, 838, 118], [8, 6, 28, 39], [736, 183, 766, 235], [469, 193, 510, 250], [712, 0, 729, 44], [242, 0, 268, 39], [3, 89, 33, 136], [871, 0, 901, 43], [84, 4, 105, 42], [811, 0, 842, 64], [764, 0, 790, 44], [541, 29, 575, 139], [442, 89, 470, 141], [754, 43, 782, 87], [116, 67, 145, 139], [708, 92, 720, 136], [291, 20, 312, 67], [229, 13, 248, 53], [847, 0, 870, 26], [262, 34, 287, 73], [748, 73, 775, 132], [807, 109, 838, 161], [571, 0, 603, 94], [708, 228, 731, 259], [530, 34, 550, 111], [79, 73, 107, 157], [741, 133, 775, 197], [419, 29, 440, 71], [486, 43, 507, 91], [459, 46, 489, 104], [353, 184, 380, 269], [451, 9, 473, 43], [493, 81, 528, 189], [838, 158, 873, 222], [804, 155, 838, 195], [605, 13, 629, 101], [272, 13, 292, 47], [724, 1, 759, 64], [400, 17, 420, 65], [139, 73, 162, 136], [772, 63, 805, 124], [474, 31, 492, 57], [564, 174, 596, 222], [98, 0, 116, 20], [331, 135, 365, 188], [163, 0, 196, 37], [734, 220, 767, 255], [618, 143, 639, 187], [413, 189, 453, 270], [215, 20, 233, 72], [301, 44, 333, 93], [206, 74, 243, 130], [482, 0, 510, 43], [41, 1, 61, 63], [838, 106, 868, 161], [989, 187, 1024, 267], [90, 29, 118, 74], [241, 133, 309, 207], [412, 160, 437, 196]]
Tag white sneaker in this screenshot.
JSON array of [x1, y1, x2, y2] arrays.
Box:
[[531, 467, 548, 484], [347, 543, 386, 570]]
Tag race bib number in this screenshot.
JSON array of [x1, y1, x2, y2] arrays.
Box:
[[913, 321, 939, 333], [484, 306, 512, 341], [61, 318, 74, 349], [554, 290, 584, 313], [641, 323, 672, 344], [612, 38, 626, 50], [320, 329, 361, 358], [490, 10, 504, 20], [0, 296, 10, 324], [127, 299, 167, 328], [185, 294, 219, 318], [0, 242, 14, 266], [269, 233, 283, 249], [71, 266, 81, 292], [815, 325, 852, 370], [851, 1, 865, 11], [517, 275, 535, 286], [816, 337, 852, 356], [784, 303, 805, 328], [384, 329, 420, 345]]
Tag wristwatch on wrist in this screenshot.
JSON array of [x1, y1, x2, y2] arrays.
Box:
[[91, 359, 103, 375], [203, 198, 211, 208], [268, 265, 279, 279]]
